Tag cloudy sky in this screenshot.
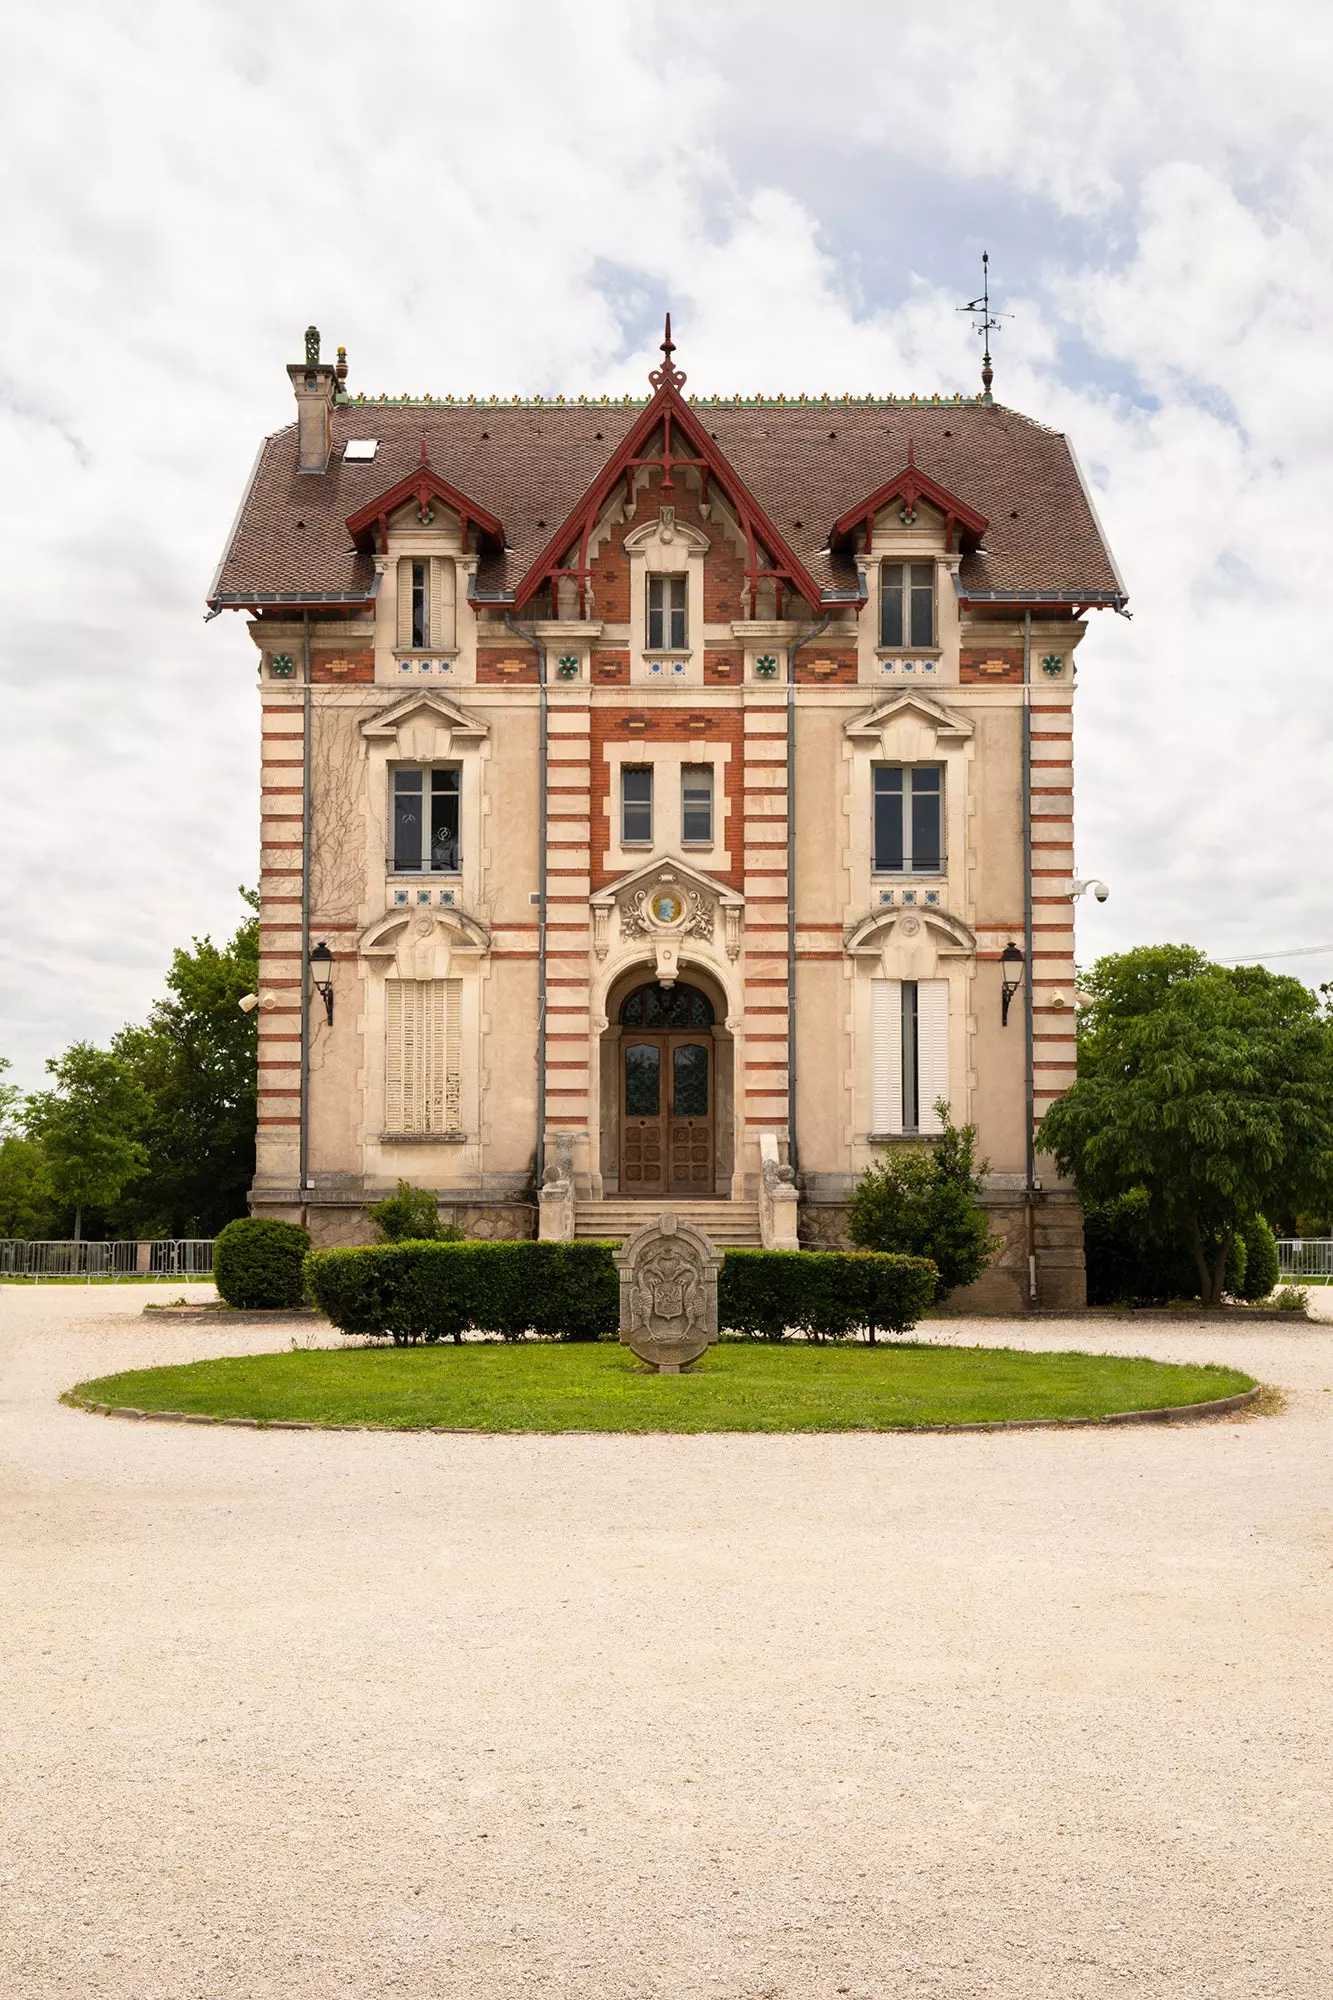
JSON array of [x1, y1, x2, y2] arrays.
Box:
[[2, 0, 1331, 1084]]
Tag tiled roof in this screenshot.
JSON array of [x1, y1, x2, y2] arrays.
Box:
[[210, 393, 1124, 608]]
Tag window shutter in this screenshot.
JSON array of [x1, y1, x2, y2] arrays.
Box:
[[430, 559, 456, 652], [396, 557, 414, 650], [420, 979, 447, 1132], [445, 979, 462, 1130], [871, 978, 902, 1134], [385, 980, 412, 1131], [917, 979, 950, 1134]]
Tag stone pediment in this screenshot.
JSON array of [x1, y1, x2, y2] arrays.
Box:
[[622, 505, 711, 556], [590, 856, 744, 971], [844, 692, 973, 746], [361, 691, 489, 759], [358, 906, 490, 976], [845, 906, 975, 957]]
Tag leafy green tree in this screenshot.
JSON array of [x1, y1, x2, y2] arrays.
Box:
[[23, 1045, 150, 1239], [846, 1103, 997, 1297], [0, 1058, 22, 1134], [111, 892, 259, 1236], [1040, 945, 1333, 1307], [0, 1137, 57, 1238]]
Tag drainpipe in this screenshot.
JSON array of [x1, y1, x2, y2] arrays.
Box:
[[504, 611, 549, 1189], [785, 611, 831, 1173], [1022, 608, 1037, 1305], [298, 610, 313, 1210]]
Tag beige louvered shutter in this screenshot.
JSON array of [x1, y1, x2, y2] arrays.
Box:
[[917, 979, 950, 1135], [445, 979, 462, 1131], [396, 557, 414, 649], [871, 978, 902, 1135], [385, 981, 408, 1131], [419, 980, 447, 1133], [430, 559, 456, 653]]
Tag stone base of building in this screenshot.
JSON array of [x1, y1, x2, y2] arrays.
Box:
[[799, 1186, 1086, 1312], [249, 1188, 536, 1249]]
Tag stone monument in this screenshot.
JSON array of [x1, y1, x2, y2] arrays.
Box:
[[613, 1211, 722, 1373]]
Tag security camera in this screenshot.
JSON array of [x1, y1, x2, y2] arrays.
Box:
[[1071, 877, 1110, 904], [1092, 880, 1109, 903], [238, 993, 259, 1013]]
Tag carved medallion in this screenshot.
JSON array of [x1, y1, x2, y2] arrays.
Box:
[[613, 1212, 722, 1374]]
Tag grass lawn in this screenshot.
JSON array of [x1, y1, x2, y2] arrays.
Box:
[[69, 1339, 1257, 1434]]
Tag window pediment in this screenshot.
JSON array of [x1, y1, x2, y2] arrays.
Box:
[[622, 506, 711, 557], [845, 692, 973, 754], [359, 906, 490, 973], [361, 691, 489, 761]]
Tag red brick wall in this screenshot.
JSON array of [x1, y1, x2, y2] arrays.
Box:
[[704, 649, 741, 682], [588, 706, 745, 892], [592, 649, 629, 682], [585, 466, 751, 628], [960, 648, 1024, 683], [310, 650, 374, 684], [794, 651, 857, 684], [477, 654, 539, 684]]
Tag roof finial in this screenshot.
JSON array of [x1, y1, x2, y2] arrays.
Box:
[[304, 325, 320, 366], [648, 311, 687, 393], [957, 251, 1009, 405]]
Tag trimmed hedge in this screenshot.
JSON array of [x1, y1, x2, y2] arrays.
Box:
[[719, 1248, 937, 1341], [306, 1239, 937, 1344], [305, 1239, 619, 1343], [214, 1217, 311, 1310]]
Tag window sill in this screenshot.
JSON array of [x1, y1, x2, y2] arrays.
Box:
[[876, 648, 942, 660], [395, 648, 461, 661], [867, 1131, 937, 1144], [641, 649, 695, 661], [388, 870, 463, 879], [379, 1131, 468, 1144], [870, 873, 946, 883], [681, 840, 715, 850]]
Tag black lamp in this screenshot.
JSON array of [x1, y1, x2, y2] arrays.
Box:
[[309, 941, 334, 1026], [1000, 942, 1025, 1026]]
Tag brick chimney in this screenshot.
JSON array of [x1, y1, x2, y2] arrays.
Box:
[[287, 325, 338, 474]]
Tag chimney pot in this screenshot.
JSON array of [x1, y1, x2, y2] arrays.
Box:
[[288, 328, 337, 474]]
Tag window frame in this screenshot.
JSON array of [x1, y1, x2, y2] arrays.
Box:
[[872, 762, 944, 876], [647, 574, 688, 652], [879, 559, 938, 651], [621, 764, 654, 846], [680, 763, 714, 846], [391, 762, 463, 875]]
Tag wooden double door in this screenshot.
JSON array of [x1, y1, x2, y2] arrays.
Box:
[[621, 1033, 713, 1196]]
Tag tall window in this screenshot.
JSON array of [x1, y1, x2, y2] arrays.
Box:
[[411, 560, 429, 647], [622, 766, 653, 844], [681, 765, 713, 844], [384, 978, 461, 1134], [872, 977, 948, 1135], [393, 766, 461, 872], [647, 575, 687, 650], [881, 561, 935, 648], [873, 766, 942, 873]]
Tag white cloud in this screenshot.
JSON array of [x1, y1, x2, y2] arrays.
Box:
[[3, 0, 1333, 1083]]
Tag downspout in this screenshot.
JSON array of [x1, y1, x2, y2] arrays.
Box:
[[1022, 608, 1037, 1305], [504, 611, 549, 1189], [785, 611, 831, 1173], [299, 610, 313, 1208]]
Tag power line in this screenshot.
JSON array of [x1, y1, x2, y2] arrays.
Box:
[[1216, 942, 1333, 964]]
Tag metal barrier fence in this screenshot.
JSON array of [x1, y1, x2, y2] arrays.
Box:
[[0, 1239, 217, 1282], [1276, 1238, 1333, 1280]]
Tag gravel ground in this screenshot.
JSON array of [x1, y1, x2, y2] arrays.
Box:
[[2, 1286, 1330, 1999]]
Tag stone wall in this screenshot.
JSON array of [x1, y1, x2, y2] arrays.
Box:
[[798, 1187, 1086, 1312]]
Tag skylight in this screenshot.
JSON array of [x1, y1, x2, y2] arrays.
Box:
[[343, 439, 378, 461]]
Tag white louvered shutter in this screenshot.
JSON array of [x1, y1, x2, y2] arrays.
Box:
[[871, 978, 902, 1135], [396, 557, 415, 649], [419, 980, 447, 1133], [385, 980, 412, 1131], [445, 979, 462, 1131], [430, 559, 456, 653], [917, 979, 950, 1135]]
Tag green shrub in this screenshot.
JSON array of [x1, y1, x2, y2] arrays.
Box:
[[214, 1217, 311, 1310], [1083, 1192, 1280, 1306], [367, 1179, 462, 1244], [846, 1106, 997, 1298], [1232, 1217, 1279, 1301], [306, 1239, 619, 1344], [306, 1240, 938, 1345], [1272, 1285, 1309, 1314], [720, 1248, 937, 1342]]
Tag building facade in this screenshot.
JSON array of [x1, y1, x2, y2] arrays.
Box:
[[209, 324, 1126, 1308]]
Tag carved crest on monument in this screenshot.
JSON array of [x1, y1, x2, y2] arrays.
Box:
[[613, 1211, 723, 1373]]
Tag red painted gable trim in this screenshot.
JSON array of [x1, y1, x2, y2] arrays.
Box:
[[346, 456, 504, 554], [831, 448, 988, 554], [511, 384, 823, 613]]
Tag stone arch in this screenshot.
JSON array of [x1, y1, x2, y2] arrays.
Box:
[[595, 955, 737, 1200]]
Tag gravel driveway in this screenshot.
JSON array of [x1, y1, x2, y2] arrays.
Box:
[[2, 1285, 1330, 1999]]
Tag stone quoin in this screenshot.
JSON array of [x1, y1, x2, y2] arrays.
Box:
[[207, 320, 1126, 1307]]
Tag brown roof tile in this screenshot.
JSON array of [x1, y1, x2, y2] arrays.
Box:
[[210, 395, 1124, 609]]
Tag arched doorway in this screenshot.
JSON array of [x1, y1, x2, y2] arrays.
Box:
[[612, 980, 723, 1197]]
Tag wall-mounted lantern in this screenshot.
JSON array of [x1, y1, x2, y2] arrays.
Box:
[[1000, 942, 1025, 1026], [309, 941, 335, 1026]]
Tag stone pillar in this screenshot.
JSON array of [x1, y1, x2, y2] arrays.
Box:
[[740, 692, 790, 1193], [543, 697, 594, 1191]]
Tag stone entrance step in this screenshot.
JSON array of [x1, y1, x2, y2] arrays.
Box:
[[574, 1200, 762, 1248]]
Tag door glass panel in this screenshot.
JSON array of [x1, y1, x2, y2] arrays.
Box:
[[624, 1043, 660, 1116], [672, 1043, 709, 1117]]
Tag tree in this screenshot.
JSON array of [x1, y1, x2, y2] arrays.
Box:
[[1039, 945, 1333, 1307], [0, 1137, 56, 1238], [22, 1045, 150, 1239], [846, 1103, 997, 1298], [111, 892, 259, 1237]]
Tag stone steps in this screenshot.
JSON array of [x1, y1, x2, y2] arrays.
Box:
[[574, 1200, 763, 1247]]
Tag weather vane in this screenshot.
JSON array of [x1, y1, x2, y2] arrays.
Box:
[[957, 251, 1010, 404]]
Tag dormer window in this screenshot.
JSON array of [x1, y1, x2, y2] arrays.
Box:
[[647, 575, 687, 651], [881, 562, 935, 649]]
